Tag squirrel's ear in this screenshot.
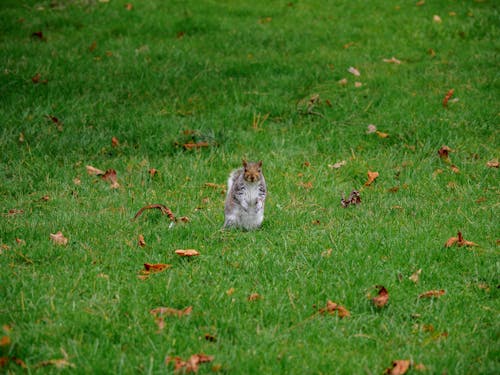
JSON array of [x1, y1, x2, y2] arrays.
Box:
[[258, 160, 263, 167], [242, 159, 247, 167]]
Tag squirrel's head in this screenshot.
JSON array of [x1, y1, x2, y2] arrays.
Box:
[[242, 160, 262, 183]]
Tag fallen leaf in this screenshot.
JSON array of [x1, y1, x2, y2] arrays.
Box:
[[0, 336, 11, 347], [36, 359, 75, 369], [416, 0, 425, 6], [31, 31, 45, 40], [124, 3, 133, 10], [204, 182, 225, 189], [376, 131, 389, 138], [444, 231, 478, 247], [50, 231, 68, 246], [414, 363, 426, 371], [101, 169, 120, 189], [384, 359, 410, 375], [183, 142, 209, 150], [372, 285, 389, 308], [18, 132, 25, 142], [179, 216, 190, 223], [149, 168, 158, 176], [175, 249, 200, 257], [0, 357, 7, 367], [428, 48, 436, 57], [150, 306, 193, 318], [338, 78, 348, 85], [409, 269, 422, 283], [383, 57, 401, 64], [319, 300, 350, 318], [73, 177, 81, 185], [364, 171, 379, 186], [143, 263, 172, 273], [86, 165, 105, 176], [46, 115, 63, 131], [437, 145, 452, 161], [486, 159, 499, 168], [341, 190, 361, 208], [419, 289, 445, 299], [248, 293, 261, 301], [166, 354, 214, 373], [226, 287, 235, 296], [366, 124, 377, 134], [321, 248, 333, 257], [329, 160, 347, 169], [15, 238, 26, 245], [433, 15, 442, 23], [31, 73, 48, 84], [442, 89, 454, 107], [450, 164, 460, 173], [348, 66, 360, 76], [111, 137, 120, 147], [298, 181, 313, 190], [138, 234, 146, 248]]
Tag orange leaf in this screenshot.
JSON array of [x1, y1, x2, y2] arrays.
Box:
[[101, 169, 120, 189], [166, 354, 214, 373], [0, 336, 11, 347], [376, 131, 389, 138], [143, 263, 171, 273], [150, 306, 192, 318], [319, 300, 350, 318], [437, 145, 452, 160], [138, 234, 146, 248], [384, 360, 410, 375], [372, 285, 389, 308], [248, 293, 261, 301], [50, 231, 68, 246], [111, 137, 120, 147], [445, 232, 478, 247], [175, 249, 200, 257], [486, 159, 499, 168], [149, 168, 158, 177], [183, 142, 209, 150], [450, 164, 460, 173], [364, 171, 379, 186], [419, 289, 445, 299]]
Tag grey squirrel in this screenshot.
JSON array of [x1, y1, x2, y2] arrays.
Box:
[[223, 160, 267, 230]]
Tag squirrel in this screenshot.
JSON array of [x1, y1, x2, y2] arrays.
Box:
[[223, 160, 267, 230]]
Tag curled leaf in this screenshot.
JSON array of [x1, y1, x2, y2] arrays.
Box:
[[364, 171, 379, 186], [50, 231, 68, 246], [101, 169, 120, 189], [419, 289, 445, 299], [383, 57, 401, 64], [348, 66, 360, 76], [372, 285, 389, 308], [86, 165, 105, 176], [319, 300, 350, 318], [384, 360, 410, 375], [175, 249, 200, 257], [133, 204, 176, 221], [444, 232, 478, 247], [409, 269, 422, 283], [442, 89, 454, 107]]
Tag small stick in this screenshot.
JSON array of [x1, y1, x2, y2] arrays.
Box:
[[133, 204, 176, 221]]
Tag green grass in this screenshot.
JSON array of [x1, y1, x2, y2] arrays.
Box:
[[1, 0, 499, 373]]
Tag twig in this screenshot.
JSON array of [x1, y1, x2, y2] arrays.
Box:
[[133, 204, 176, 221]]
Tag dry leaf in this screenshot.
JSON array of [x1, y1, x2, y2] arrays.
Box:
[[226, 287, 235, 296], [31, 73, 48, 84], [364, 171, 379, 186], [204, 182, 225, 189], [86, 165, 105, 176], [138, 234, 146, 248], [416, 0, 425, 6], [376, 131, 389, 138], [50, 231, 68, 245], [409, 269, 422, 283], [248, 293, 261, 301], [366, 124, 377, 134], [328, 160, 347, 169], [383, 57, 401, 64], [442, 89, 454, 107], [298, 181, 313, 190], [133, 204, 176, 221], [450, 164, 460, 173], [150, 306, 193, 318], [204, 333, 217, 342], [143, 263, 172, 273], [183, 142, 209, 150], [433, 15, 442, 23], [372, 285, 389, 308], [73, 177, 81, 185], [175, 249, 200, 257], [444, 231, 478, 247], [101, 169, 120, 189], [124, 3, 133, 10], [348, 66, 360, 76], [111, 137, 120, 147], [437, 145, 452, 161], [486, 159, 499, 168], [166, 354, 214, 373], [179, 216, 190, 223], [149, 168, 158, 177], [319, 300, 350, 318], [419, 289, 445, 299], [0, 336, 11, 347], [338, 78, 348, 85], [354, 81, 363, 88], [321, 248, 333, 257], [384, 360, 410, 375]]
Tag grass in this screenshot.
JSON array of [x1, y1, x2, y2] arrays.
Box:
[[0, 0, 499, 373]]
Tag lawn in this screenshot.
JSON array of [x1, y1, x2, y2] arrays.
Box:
[[0, 0, 499, 373]]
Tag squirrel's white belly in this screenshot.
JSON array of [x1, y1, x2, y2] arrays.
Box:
[[235, 184, 264, 229]]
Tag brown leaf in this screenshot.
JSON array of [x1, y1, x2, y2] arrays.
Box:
[[149, 168, 158, 177], [0, 336, 11, 347], [175, 249, 200, 257], [364, 171, 379, 186], [248, 293, 261, 301], [384, 359, 410, 375], [31, 31, 45, 40], [338, 78, 348, 85], [298, 181, 313, 190], [328, 160, 346, 169], [433, 15, 442, 23], [319, 300, 350, 318], [86, 165, 105, 176], [183, 142, 209, 150], [101, 169, 120, 189], [150, 306, 193, 318], [450, 164, 460, 173], [419, 289, 445, 299], [442, 89, 454, 107], [354, 81, 363, 88], [445, 231, 478, 247], [226, 287, 235, 296], [138, 234, 146, 248], [179, 216, 190, 223], [143, 263, 172, 273], [50, 231, 68, 246], [124, 3, 133, 10], [204, 182, 225, 189], [111, 137, 120, 147], [348, 66, 360, 76], [372, 285, 389, 308], [409, 269, 422, 283], [166, 354, 214, 373], [31, 73, 48, 84], [437, 145, 452, 162], [486, 159, 499, 168]]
